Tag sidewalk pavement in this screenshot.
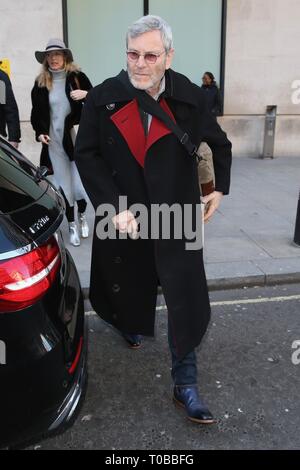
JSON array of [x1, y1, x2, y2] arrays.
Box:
[[60, 156, 300, 294]]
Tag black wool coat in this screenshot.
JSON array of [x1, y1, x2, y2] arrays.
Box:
[[75, 69, 232, 359], [0, 70, 21, 142], [30, 71, 92, 171], [201, 83, 222, 116]]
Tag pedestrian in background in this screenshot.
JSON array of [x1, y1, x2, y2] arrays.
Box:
[[31, 38, 92, 246], [0, 68, 21, 148], [199, 71, 221, 214], [201, 71, 222, 116]]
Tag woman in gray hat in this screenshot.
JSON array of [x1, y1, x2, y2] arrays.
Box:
[[31, 38, 93, 246]]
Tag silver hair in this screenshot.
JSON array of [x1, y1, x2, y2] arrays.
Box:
[[126, 15, 173, 51]]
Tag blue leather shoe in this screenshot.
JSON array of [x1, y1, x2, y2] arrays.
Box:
[[122, 333, 142, 349], [173, 386, 215, 424]]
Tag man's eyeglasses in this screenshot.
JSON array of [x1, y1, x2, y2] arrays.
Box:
[[126, 50, 166, 64]]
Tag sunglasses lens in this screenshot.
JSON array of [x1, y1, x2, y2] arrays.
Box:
[[144, 54, 157, 63], [127, 52, 139, 61], [127, 52, 160, 63]]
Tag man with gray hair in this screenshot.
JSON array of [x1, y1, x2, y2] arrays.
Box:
[[75, 15, 232, 424]]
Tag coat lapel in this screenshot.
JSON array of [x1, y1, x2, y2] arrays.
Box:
[[110, 97, 176, 168], [146, 98, 175, 153], [110, 99, 146, 167]]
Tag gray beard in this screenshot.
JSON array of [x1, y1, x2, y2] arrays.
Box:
[[127, 72, 154, 91]]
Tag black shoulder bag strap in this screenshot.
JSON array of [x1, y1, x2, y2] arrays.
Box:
[[117, 72, 202, 163]]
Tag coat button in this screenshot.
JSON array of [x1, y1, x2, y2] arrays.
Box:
[[114, 256, 122, 264], [106, 103, 115, 111], [112, 169, 117, 177], [112, 313, 117, 320], [112, 284, 120, 293], [107, 137, 114, 145]]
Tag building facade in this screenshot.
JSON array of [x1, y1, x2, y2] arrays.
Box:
[[1, 0, 299, 163]]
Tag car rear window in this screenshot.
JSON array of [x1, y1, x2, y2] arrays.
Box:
[[0, 146, 48, 214]]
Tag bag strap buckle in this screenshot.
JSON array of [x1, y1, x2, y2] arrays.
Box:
[[180, 133, 189, 145]]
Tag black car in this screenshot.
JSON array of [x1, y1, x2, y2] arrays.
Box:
[[0, 138, 87, 449]]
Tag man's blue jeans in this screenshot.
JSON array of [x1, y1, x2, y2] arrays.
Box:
[[168, 317, 197, 386]]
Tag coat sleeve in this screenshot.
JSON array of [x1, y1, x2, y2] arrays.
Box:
[[69, 72, 93, 125], [74, 89, 121, 212], [2, 72, 21, 142], [77, 72, 93, 92], [213, 88, 222, 116], [198, 91, 232, 195], [202, 114, 232, 195], [30, 83, 48, 141]]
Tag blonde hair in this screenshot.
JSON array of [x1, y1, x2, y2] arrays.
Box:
[[36, 54, 81, 90]]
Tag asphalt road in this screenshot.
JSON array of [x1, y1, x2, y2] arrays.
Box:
[[27, 283, 300, 450]]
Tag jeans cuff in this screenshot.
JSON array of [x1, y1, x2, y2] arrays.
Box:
[[175, 383, 198, 388]]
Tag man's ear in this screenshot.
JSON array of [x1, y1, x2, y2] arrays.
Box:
[[165, 48, 175, 70]]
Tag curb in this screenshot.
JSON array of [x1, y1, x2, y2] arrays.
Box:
[[81, 271, 300, 299], [207, 272, 300, 291]]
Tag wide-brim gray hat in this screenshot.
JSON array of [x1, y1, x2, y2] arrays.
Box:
[[35, 38, 73, 64]]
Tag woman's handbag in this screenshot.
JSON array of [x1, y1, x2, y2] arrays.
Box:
[[197, 142, 215, 196]]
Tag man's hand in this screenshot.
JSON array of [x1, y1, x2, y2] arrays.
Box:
[[9, 141, 19, 149], [70, 90, 88, 101], [112, 210, 139, 239], [201, 191, 223, 223], [38, 134, 51, 145]]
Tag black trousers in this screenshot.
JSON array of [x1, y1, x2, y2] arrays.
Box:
[[60, 188, 87, 222]]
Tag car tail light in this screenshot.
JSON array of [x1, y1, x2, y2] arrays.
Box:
[[0, 236, 61, 313]]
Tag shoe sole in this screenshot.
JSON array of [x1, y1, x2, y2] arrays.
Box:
[[80, 231, 89, 239], [173, 396, 216, 425], [126, 340, 142, 349], [122, 336, 142, 349], [128, 343, 141, 349]]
